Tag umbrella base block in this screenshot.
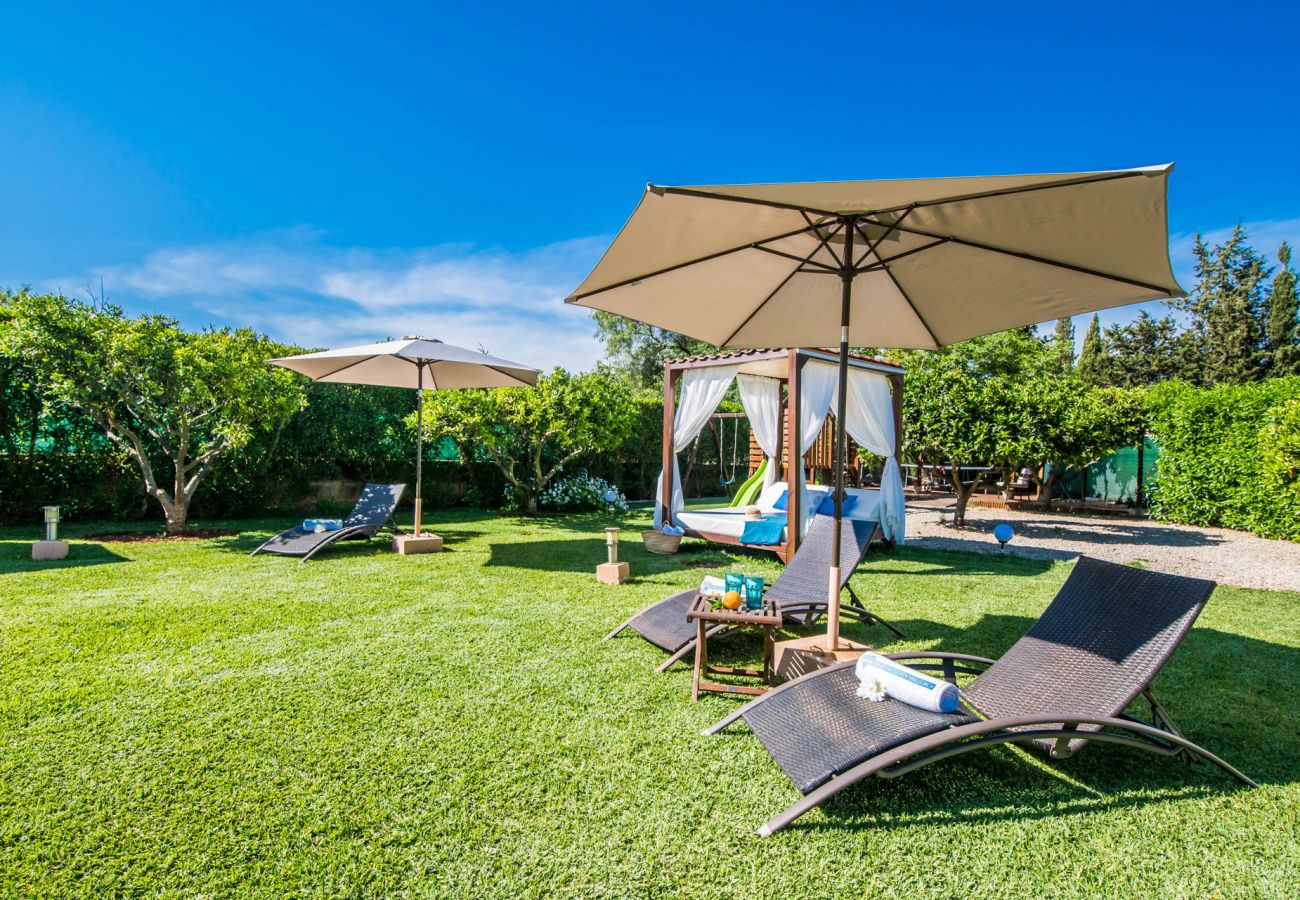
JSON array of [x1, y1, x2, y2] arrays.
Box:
[[596, 561, 630, 584], [32, 540, 69, 561], [393, 533, 443, 555], [774, 634, 870, 682]]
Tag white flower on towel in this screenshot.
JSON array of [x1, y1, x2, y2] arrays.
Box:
[[857, 677, 887, 702]]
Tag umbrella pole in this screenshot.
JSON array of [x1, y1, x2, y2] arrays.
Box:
[[827, 216, 857, 652], [414, 363, 424, 536]]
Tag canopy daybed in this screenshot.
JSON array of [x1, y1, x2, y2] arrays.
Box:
[[657, 348, 904, 562]]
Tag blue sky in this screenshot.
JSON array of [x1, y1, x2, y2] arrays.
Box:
[[3, 1, 1298, 370]]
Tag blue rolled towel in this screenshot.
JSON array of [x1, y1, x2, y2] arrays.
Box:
[[302, 519, 343, 533], [855, 652, 960, 713], [740, 515, 785, 546]]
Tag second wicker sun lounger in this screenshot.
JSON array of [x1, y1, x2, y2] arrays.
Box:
[[250, 483, 405, 562], [606, 514, 902, 672], [707, 556, 1256, 835]]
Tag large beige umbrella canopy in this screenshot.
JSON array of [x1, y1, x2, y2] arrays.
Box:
[[270, 337, 540, 534], [567, 164, 1185, 649]]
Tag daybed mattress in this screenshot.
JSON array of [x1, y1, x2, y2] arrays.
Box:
[[677, 487, 882, 541]]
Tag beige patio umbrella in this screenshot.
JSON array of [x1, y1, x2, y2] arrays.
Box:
[[270, 337, 540, 535], [566, 164, 1185, 650]]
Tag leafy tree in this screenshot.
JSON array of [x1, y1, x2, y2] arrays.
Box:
[[0, 293, 306, 533], [591, 311, 715, 388], [1100, 311, 1184, 387], [1076, 313, 1105, 385], [418, 368, 636, 514], [1000, 380, 1144, 508], [1170, 227, 1272, 385], [1052, 316, 1075, 371], [900, 331, 1056, 525], [1269, 242, 1299, 376]]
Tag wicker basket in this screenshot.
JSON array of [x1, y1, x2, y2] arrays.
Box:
[[641, 530, 683, 555]]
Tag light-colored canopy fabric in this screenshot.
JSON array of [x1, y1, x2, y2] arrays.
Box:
[[566, 165, 1185, 348], [654, 364, 740, 529], [796, 363, 840, 534], [737, 374, 782, 490], [268, 338, 539, 389], [843, 368, 905, 543]]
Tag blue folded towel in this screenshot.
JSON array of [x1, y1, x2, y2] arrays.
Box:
[[302, 519, 342, 533], [740, 515, 785, 546]]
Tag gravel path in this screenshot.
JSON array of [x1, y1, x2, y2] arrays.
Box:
[[904, 500, 1300, 592]]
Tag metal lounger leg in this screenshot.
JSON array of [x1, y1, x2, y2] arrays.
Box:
[[757, 713, 1257, 836]]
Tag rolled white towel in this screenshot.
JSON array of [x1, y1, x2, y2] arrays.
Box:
[[855, 652, 960, 713]]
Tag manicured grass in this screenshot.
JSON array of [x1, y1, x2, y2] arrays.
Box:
[[2, 509, 1298, 897]]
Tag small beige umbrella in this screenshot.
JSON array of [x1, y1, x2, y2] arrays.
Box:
[[270, 337, 540, 535], [567, 164, 1185, 651]]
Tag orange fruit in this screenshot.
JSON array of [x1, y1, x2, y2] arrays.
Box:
[[722, 590, 742, 610]]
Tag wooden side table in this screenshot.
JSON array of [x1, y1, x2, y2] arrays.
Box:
[[686, 594, 782, 701]]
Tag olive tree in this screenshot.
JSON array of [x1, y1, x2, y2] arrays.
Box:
[[419, 367, 635, 514], [0, 292, 306, 533]]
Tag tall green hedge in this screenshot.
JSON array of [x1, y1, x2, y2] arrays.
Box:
[[1146, 377, 1300, 541]]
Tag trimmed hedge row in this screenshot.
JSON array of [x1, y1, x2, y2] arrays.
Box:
[[1146, 377, 1300, 541]]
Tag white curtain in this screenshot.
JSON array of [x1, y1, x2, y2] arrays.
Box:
[[796, 362, 840, 532], [844, 368, 906, 543], [737, 374, 781, 490], [654, 364, 741, 528]]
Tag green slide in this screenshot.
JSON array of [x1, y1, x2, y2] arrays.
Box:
[[728, 459, 767, 507]]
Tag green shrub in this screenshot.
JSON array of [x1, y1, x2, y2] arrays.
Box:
[[1146, 377, 1300, 540]]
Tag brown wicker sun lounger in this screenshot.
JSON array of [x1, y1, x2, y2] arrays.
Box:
[[605, 515, 903, 672], [706, 556, 1256, 835], [250, 483, 405, 562]]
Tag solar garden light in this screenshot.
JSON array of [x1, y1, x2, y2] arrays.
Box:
[[32, 505, 69, 561], [994, 523, 1015, 553], [597, 526, 629, 585]]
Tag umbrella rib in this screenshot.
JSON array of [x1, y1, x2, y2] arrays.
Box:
[[656, 185, 840, 218], [720, 222, 846, 346], [851, 206, 915, 269], [862, 217, 1178, 295], [753, 245, 840, 272], [480, 364, 536, 386], [565, 222, 825, 303], [856, 238, 951, 273], [871, 254, 943, 348], [862, 169, 1153, 217], [313, 356, 378, 382]]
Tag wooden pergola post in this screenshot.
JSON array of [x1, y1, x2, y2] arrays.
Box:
[[660, 362, 678, 527], [786, 349, 803, 559]]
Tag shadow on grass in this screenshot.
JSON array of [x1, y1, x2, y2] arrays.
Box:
[[0, 540, 130, 574], [860, 545, 1058, 578], [718, 610, 1296, 833]]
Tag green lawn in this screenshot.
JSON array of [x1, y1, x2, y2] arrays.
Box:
[[2, 509, 1297, 897]]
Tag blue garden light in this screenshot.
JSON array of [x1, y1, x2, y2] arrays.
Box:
[[993, 523, 1015, 552]]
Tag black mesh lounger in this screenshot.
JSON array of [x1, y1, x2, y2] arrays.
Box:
[[706, 556, 1256, 835], [605, 514, 903, 672], [249, 483, 405, 562]]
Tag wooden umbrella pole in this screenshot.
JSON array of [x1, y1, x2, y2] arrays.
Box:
[[414, 362, 424, 536], [827, 215, 857, 651]]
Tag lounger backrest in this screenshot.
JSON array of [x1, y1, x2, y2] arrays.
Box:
[[343, 483, 406, 529], [964, 557, 1215, 721], [766, 514, 876, 604]]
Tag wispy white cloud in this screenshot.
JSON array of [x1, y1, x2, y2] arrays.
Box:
[[42, 230, 611, 372], [1169, 217, 1300, 287]]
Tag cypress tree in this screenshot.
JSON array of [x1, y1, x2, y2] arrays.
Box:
[[1052, 316, 1075, 371], [1169, 227, 1271, 384], [1077, 313, 1105, 385], [1269, 242, 1299, 376]]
